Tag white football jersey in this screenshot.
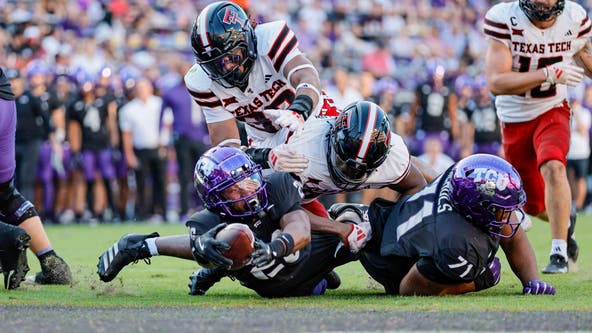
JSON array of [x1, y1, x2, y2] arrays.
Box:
[[483, 1, 591, 122], [287, 115, 411, 201], [185, 20, 333, 146]]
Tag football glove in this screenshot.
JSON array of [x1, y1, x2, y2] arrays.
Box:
[[523, 279, 556, 295], [344, 222, 372, 253], [268, 144, 308, 173], [193, 223, 232, 269], [264, 109, 305, 134], [250, 234, 294, 267], [544, 62, 584, 86]]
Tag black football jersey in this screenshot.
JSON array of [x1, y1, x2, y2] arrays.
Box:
[[360, 167, 499, 294], [415, 82, 453, 133], [463, 100, 501, 144], [67, 95, 112, 151], [15, 91, 47, 143]]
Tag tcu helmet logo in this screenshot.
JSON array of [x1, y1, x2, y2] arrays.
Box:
[[472, 167, 511, 197], [222, 7, 246, 26]]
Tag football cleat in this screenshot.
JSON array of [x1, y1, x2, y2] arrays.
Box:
[[188, 267, 227, 296], [32, 253, 72, 285], [0, 224, 30, 289], [567, 208, 579, 264], [542, 254, 568, 274], [328, 203, 369, 223], [325, 270, 341, 290], [97, 232, 159, 282]]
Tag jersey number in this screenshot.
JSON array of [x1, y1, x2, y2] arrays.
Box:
[[517, 55, 562, 98]]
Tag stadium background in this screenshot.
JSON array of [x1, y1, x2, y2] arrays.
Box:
[[8, 0, 592, 224]]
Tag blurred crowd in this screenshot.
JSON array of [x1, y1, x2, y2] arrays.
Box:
[[3, 0, 592, 224]]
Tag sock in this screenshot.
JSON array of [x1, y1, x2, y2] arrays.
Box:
[[550, 239, 567, 259], [145, 238, 159, 256]]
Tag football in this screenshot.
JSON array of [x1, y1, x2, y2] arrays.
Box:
[[215, 223, 255, 270]]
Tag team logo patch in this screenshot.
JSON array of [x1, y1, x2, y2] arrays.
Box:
[[221, 7, 245, 25]]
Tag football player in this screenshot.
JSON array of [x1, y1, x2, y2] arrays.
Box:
[[186, 101, 438, 295], [186, 1, 324, 171], [483, 0, 591, 273], [97, 147, 354, 297], [0, 67, 72, 288], [327, 154, 556, 296], [67, 69, 119, 222]]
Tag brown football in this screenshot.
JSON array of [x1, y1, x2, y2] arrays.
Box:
[[215, 223, 255, 270]]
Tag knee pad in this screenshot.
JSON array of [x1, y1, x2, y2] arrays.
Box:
[[0, 178, 38, 225]]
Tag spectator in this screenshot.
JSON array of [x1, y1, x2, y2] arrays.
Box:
[[161, 59, 209, 221], [119, 78, 167, 222], [9, 69, 46, 202], [417, 136, 455, 175]]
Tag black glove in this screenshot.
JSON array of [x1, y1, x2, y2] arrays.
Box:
[[250, 233, 295, 267], [193, 223, 232, 269], [188, 267, 228, 296]]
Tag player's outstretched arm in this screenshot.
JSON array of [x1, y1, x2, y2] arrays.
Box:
[[250, 209, 311, 267], [500, 225, 555, 295], [388, 160, 427, 197]]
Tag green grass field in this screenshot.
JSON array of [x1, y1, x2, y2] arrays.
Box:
[[1, 215, 591, 311]]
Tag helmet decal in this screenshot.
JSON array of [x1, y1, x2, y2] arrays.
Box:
[[356, 102, 379, 162], [450, 154, 526, 238]]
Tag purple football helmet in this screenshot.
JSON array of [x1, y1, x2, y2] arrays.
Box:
[[450, 154, 526, 238], [194, 146, 269, 220]]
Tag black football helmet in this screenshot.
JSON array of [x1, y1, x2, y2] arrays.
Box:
[[191, 1, 257, 89], [327, 101, 392, 190], [519, 0, 564, 22]]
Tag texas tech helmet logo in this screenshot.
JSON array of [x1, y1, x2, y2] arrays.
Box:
[[221, 7, 246, 26]]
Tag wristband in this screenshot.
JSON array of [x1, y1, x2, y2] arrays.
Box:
[[288, 95, 313, 120], [270, 232, 295, 257], [245, 148, 271, 169]]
